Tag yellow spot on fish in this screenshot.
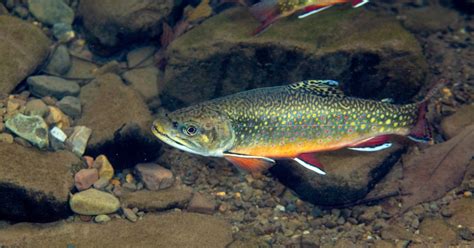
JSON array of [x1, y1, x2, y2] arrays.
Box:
[[380, 127, 385, 132], [361, 124, 366, 129], [370, 118, 375, 123], [394, 123, 399, 127], [381, 114, 385, 119], [386, 119, 391, 125], [282, 121, 286, 125], [350, 122, 355, 126]]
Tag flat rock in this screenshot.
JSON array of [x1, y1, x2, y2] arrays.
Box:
[[187, 192, 216, 215], [27, 0, 74, 26], [270, 145, 404, 206], [27, 75, 80, 99], [163, 7, 427, 109], [122, 67, 161, 102], [0, 142, 80, 222], [5, 113, 49, 149], [121, 184, 192, 211], [44, 45, 71, 75], [78, 0, 174, 50], [447, 198, 474, 230], [134, 163, 174, 190], [0, 16, 50, 95], [401, 6, 460, 35], [419, 218, 457, 246], [0, 212, 233, 247], [441, 104, 474, 139], [76, 73, 161, 169], [56, 96, 81, 118]]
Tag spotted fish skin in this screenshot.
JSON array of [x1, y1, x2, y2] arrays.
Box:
[[212, 80, 418, 157]]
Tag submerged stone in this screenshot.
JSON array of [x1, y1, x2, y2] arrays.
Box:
[[69, 188, 120, 215], [27, 76, 80, 99], [65, 126, 91, 156], [28, 0, 74, 25], [45, 45, 71, 75], [5, 113, 49, 149], [56, 96, 81, 118]]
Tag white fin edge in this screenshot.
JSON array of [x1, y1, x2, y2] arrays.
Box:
[[298, 5, 332, 19], [294, 158, 326, 175], [353, 0, 369, 8], [348, 143, 392, 152], [224, 153, 276, 163]]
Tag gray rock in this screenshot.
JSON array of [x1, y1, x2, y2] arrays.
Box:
[[93, 177, 109, 189], [28, 0, 74, 25], [56, 96, 81, 118], [0, 16, 50, 95], [122, 207, 138, 222], [65, 126, 91, 156], [135, 163, 174, 191], [5, 113, 49, 149], [121, 184, 192, 211], [27, 76, 80, 99], [13, 6, 29, 18], [78, 0, 174, 49], [52, 23, 75, 43], [122, 67, 160, 102], [164, 7, 427, 108], [0, 142, 80, 222], [45, 45, 71, 75], [69, 188, 120, 215]]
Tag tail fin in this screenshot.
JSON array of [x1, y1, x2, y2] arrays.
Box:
[[408, 79, 447, 143]]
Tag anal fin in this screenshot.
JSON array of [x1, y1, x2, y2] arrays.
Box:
[[224, 153, 275, 172], [294, 153, 326, 175], [348, 135, 392, 152], [298, 5, 332, 19]]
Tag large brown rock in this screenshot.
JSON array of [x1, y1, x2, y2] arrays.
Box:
[[121, 184, 192, 211], [0, 16, 50, 95], [78, 0, 174, 50], [0, 143, 80, 222], [270, 145, 405, 206], [0, 212, 233, 248], [163, 7, 427, 109], [441, 104, 474, 139], [77, 73, 161, 168]]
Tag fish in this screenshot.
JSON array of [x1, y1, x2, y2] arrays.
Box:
[[152, 79, 439, 176], [249, 0, 369, 34]]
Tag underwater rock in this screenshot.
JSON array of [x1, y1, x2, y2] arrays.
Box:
[[27, 76, 80, 99], [56, 96, 81, 118], [27, 0, 74, 26], [0, 3, 7, 15], [78, 0, 174, 51], [65, 126, 91, 156], [5, 113, 49, 149], [24, 99, 49, 117], [44, 45, 71, 75], [122, 207, 138, 222], [164, 7, 427, 108], [121, 184, 192, 211], [0, 212, 233, 247], [94, 214, 111, 223], [446, 198, 474, 230], [52, 23, 75, 43], [45, 106, 70, 129], [122, 67, 161, 102], [134, 163, 174, 190], [0, 142, 80, 222], [127, 46, 156, 68], [76, 73, 160, 169], [270, 144, 404, 206], [441, 104, 474, 139], [401, 6, 460, 35], [69, 188, 120, 215], [187, 192, 216, 215], [0, 133, 14, 144], [419, 218, 458, 246], [0, 16, 50, 95], [93, 155, 114, 181], [74, 168, 99, 191]]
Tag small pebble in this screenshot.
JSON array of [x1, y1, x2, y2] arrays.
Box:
[[0, 133, 14, 144], [463, 191, 472, 198], [459, 227, 473, 241], [122, 207, 138, 222], [74, 168, 99, 191], [53, 23, 75, 43], [94, 214, 111, 224], [93, 177, 110, 189], [122, 182, 137, 191], [93, 155, 114, 181]]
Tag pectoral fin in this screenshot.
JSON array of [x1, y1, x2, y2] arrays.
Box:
[[348, 135, 392, 152], [224, 153, 275, 172], [294, 153, 326, 175]]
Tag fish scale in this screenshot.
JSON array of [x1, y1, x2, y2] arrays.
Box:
[[209, 82, 418, 157]]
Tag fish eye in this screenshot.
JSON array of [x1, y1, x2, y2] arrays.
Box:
[[183, 125, 198, 136]]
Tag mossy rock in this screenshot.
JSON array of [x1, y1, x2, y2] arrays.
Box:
[[0, 16, 50, 95], [164, 7, 427, 108]]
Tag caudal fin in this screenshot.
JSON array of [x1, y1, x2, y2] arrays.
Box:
[[408, 79, 447, 143]]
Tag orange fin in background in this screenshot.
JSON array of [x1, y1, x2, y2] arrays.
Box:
[[348, 135, 393, 152], [224, 153, 275, 172], [249, 0, 281, 35], [294, 153, 326, 175]]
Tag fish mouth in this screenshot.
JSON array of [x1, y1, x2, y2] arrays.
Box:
[[151, 121, 206, 156]]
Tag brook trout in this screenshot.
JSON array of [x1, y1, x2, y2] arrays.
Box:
[[152, 80, 434, 175]]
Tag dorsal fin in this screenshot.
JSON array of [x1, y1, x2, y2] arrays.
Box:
[[288, 80, 345, 98]]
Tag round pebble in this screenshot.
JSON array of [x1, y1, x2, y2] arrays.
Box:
[[94, 214, 111, 224], [69, 188, 120, 215]]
